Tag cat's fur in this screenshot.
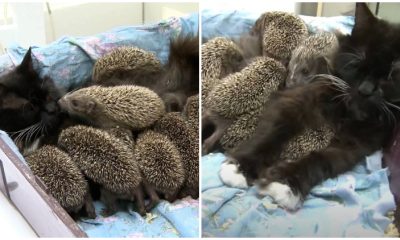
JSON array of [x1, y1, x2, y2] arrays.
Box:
[[0, 48, 66, 152], [227, 3, 400, 210]]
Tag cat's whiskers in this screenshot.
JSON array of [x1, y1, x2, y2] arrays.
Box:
[[12, 126, 33, 148], [314, 80, 348, 95], [380, 101, 396, 126], [338, 50, 365, 72], [28, 122, 46, 146], [314, 74, 350, 91], [340, 48, 366, 60], [29, 124, 39, 144], [11, 125, 35, 147], [9, 123, 39, 135], [332, 92, 351, 105], [38, 122, 46, 139], [332, 92, 349, 101], [385, 100, 400, 112], [341, 58, 361, 71], [382, 103, 397, 127], [383, 101, 400, 128], [9, 122, 43, 149], [25, 123, 40, 146]]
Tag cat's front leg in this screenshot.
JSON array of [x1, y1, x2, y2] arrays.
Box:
[[257, 140, 367, 211]]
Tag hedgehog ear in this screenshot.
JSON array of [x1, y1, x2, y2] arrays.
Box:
[[86, 101, 96, 114]]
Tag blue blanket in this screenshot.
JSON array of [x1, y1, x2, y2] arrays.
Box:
[[0, 13, 199, 91], [201, 9, 354, 41], [202, 152, 395, 237], [78, 198, 199, 238]]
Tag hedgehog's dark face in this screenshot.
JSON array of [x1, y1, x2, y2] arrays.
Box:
[[0, 48, 62, 148], [58, 91, 96, 119], [334, 3, 400, 122]]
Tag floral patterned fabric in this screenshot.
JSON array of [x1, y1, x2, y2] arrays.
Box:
[[0, 13, 198, 91], [78, 198, 199, 238], [201, 9, 354, 42], [202, 152, 394, 237]]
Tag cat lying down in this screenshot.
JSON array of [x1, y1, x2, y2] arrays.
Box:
[[217, 3, 400, 211]]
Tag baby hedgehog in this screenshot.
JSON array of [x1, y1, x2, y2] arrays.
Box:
[[105, 126, 135, 149], [92, 46, 162, 87], [280, 124, 335, 161], [252, 11, 308, 65], [183, 94, 199, 135], [219, 109, 262, 150], [205, 57, 286, 118], [286, 32, 339, 87], [202, 57, 286, 154], [201, 37, 244, 101], [25, 145, 95, 218], [58, 85, 165, 130], [134, 130, 185, 202], [57, 125, 154, 216], [201, 37, 244, 80], [154, 112, 199, 199]]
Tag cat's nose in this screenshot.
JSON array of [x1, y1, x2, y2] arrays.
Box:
[[358, 81, 375, 96]]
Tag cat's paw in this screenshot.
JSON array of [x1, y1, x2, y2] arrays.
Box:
[[219, 160, 248, 189], [257, 182, 302, 211]]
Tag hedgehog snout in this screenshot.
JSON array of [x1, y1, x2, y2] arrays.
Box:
[[57, 94, 71, 112]]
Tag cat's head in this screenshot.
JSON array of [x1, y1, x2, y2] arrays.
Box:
[[334, 3, 400, 121], [0, 48, 62, 145]]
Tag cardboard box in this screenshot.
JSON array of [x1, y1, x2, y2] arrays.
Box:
[[0, 131, 86, 237]]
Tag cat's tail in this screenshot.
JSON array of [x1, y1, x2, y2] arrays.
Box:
[[165, 34, 199, 94]]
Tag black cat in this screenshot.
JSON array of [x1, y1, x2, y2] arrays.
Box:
[[223, 3, 400, 210], [0, 48, 65, 153]]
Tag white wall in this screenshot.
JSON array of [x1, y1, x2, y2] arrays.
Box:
[[0, 2, 198, 49], [320, 3, 355, 17], [0, 2, 46, 49], [376, 3, 400, 23], [45, 2, 197, 43], [143, 2, 198, 24], [45, 2, 143, 42], [201, 1, 299, 15]]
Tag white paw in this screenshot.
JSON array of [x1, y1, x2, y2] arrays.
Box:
[[219, 161, 248, 189], [257, 182, 302, 211]]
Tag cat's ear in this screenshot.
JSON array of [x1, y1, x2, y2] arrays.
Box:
[[353, 3, 377, 32], [17, 47, 35, 74]]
